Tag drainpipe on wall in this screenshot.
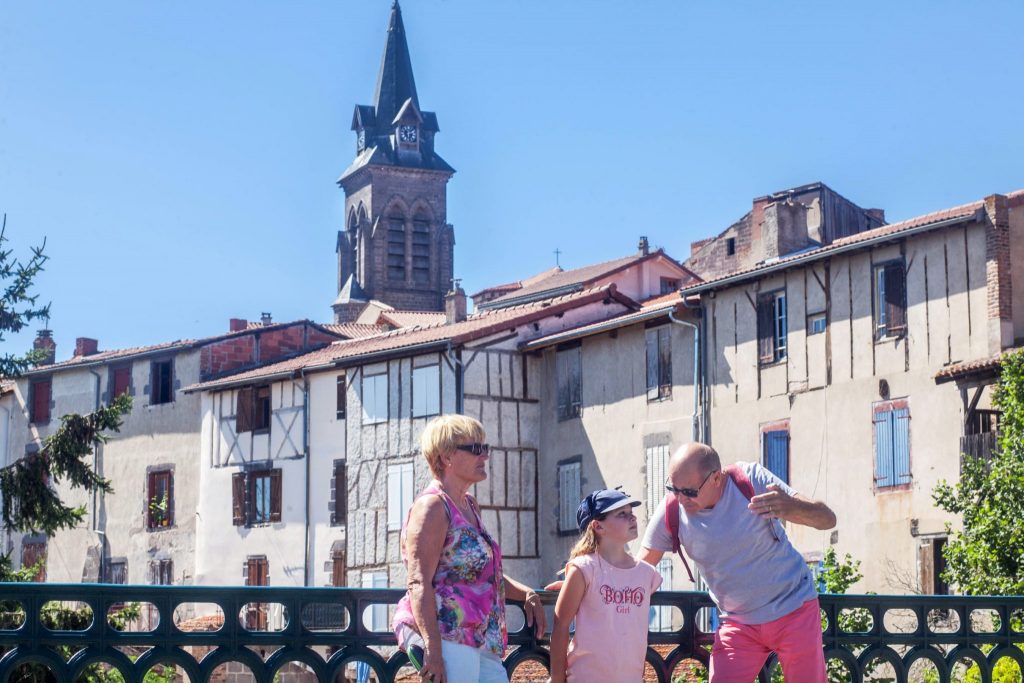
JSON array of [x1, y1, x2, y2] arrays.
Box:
[[668, 305, 701, 442], [301, 370, 312, 587], [88, 369, 106, 582]]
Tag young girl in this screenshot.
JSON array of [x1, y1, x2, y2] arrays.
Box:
[[548, 488, 662, 683]]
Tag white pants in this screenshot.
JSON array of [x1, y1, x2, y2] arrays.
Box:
[[441, 640, 509, 683]]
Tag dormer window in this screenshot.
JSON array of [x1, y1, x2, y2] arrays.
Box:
[[398, 124, 418, 145]]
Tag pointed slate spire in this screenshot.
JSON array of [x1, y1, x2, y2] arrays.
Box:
[[373, 0, 419, 131]]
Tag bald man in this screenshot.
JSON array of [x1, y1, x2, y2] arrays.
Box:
[[639, 442, 836, 682]]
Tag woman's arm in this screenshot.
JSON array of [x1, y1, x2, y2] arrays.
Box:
[[547, 564, 586, 683], [405, 495, 450, 682], [504, 573, 547, 638]]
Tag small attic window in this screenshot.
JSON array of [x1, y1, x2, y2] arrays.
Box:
[[726, 238, 736, 256]]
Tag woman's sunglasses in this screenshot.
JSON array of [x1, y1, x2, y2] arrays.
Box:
[[455, 443, 490, 456]]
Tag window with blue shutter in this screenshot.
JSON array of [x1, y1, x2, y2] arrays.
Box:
[[762, 429, 790, 484], [874, 402, 911, 489]]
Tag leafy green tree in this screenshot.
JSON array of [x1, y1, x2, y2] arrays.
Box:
[[934, 348, 1024, 595], [0, 220, 135, 682], [0, 219, 131, 561]]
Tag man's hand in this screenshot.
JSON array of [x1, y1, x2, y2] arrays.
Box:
[[749, 485, 837, 530], [748, 484, 792, 520]]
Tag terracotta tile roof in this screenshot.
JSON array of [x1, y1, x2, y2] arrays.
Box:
[[185, 285, 638, 392], [683, 189, 1024, 295], [481, 252, 694, 309], [175, 612, 225, 632], [521, 291, 687, 351], [320, 323, 387, 339], [25, 338, 199, 374], [378, 310, 449, 328], [470, 267, 567, 301], [934, 347, 1023, 384], [23, 320, 347, 376]]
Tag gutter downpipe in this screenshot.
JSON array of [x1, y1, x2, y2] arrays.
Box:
[[88, 369, 107, 582], [668, 306, 701, 442], [300, 369, 311, 587]]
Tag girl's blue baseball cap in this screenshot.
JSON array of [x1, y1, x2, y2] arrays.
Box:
[[576, 488, 641, 532]]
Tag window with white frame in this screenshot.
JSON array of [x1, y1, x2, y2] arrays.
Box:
[[362, 571, 389, 631], [386, 462, 415, 531], [412, 364, 440, 418], [645, 444, 671, 514], [808, 312, 827, 335], [557, 459, 581, 533], [757, 291, 787, 365], [361, 371, 388, 424]]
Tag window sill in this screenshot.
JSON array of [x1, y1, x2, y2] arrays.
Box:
[[874, 482, 912, 493], [147, 401, 175, 409], [758, 359, 788, 369], [362, 420, 388, 427], [873, 335, 905, 345], [146, 524, 175, 533]]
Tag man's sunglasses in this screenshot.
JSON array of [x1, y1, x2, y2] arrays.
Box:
[[665, 469, 717, 498], [455, 443, 491, 456]]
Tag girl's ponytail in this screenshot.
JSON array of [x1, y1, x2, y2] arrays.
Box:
[[568, 521, 600, 561]]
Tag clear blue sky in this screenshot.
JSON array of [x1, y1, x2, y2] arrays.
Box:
[[2, 1, 1022, 360]]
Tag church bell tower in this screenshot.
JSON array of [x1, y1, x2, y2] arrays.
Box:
[[333, 1, 456, 322]]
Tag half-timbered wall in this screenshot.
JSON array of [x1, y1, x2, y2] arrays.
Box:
[[535, 317, 699, 587], [702, 215, 1013, 591], [343, 298, 636, 591], [196, 372, 346, 587]]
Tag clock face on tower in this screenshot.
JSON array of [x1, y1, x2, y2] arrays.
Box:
[[398, 125, 418, 144]]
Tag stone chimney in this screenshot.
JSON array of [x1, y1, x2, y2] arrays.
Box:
[[260, 312, 273, 327], [33, 330, 56, 366], [445, 282, 467, 324], [74, 337, 99, 357], [229, 318, 248, 332], [638, 236, 650, 256], [866, 208, 886, 225]]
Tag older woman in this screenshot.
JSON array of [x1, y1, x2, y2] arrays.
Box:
[[393, 415, 546, 683]]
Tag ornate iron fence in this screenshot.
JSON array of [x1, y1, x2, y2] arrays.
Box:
[[0, 583, 1021, 682]]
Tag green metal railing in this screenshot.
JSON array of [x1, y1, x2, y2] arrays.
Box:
[[0, 584, 1021, 682]]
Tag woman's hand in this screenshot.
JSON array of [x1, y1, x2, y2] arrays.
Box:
[[418, 644, 446, 683], [523, 590, 547, 638]]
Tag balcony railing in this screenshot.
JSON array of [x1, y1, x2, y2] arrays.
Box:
[[961, 431, 999, 472], [0, 584, 1021, 682]]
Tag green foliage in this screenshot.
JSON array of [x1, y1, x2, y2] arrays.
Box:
[[148, 491, 169, 528], [0, 393, 129, 537], [0, 216, 51, 378], [934, 349, 1024, 596]]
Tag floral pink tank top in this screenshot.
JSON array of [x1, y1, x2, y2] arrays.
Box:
[[392, 482, 507, 656]]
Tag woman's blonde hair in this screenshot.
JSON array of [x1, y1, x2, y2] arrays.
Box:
[[420, 414, 486, 479], [568, 519, 603, 561]]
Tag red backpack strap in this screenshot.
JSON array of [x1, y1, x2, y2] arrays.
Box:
[[724, 464, 755, 501], [662, 494, 695, 583]]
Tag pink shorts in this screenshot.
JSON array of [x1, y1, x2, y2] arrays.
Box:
[[709, 598, 826, 682]]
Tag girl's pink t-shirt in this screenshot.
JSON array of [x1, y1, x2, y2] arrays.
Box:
[[566, 554, 662, 683]]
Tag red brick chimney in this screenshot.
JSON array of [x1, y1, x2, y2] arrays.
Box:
[[33, 330, 56, 366], [74, 337, 99, 357], [229, 318, 248, 332]]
